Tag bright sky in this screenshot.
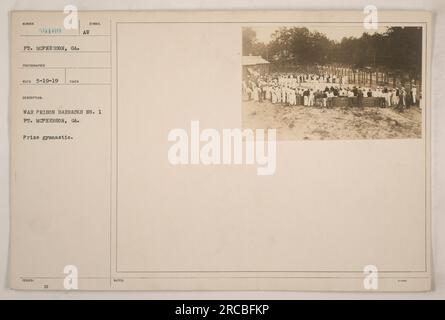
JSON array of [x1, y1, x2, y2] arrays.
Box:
[[253, 25, 390, 43]]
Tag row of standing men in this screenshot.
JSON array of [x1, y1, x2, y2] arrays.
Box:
[[243, 74, 419, 108]]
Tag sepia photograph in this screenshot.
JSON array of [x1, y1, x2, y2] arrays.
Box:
[[4, 7, 437, 298], [242, 25, 423, 140]]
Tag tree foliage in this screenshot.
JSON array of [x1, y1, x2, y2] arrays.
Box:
[[242, 27, 422, 78]]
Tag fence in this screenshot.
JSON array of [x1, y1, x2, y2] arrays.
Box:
[[270, 63, 421, 92]]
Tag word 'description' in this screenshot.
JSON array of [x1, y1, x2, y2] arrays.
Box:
[[168, 121, 277, 175]]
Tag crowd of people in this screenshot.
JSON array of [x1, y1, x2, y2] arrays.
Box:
[[242, 73, 419, 109]]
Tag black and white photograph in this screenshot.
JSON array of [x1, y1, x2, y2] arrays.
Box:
[[242, 25, 423, 140]]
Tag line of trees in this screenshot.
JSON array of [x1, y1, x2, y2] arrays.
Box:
[[242, 27, 422, 79]]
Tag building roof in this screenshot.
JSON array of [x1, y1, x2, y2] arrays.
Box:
[[242, 55, 270, 66]]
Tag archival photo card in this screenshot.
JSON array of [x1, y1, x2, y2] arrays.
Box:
[[9, 10, 431, 292]]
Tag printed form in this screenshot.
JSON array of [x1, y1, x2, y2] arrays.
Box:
[[9, 10, 432, 291]]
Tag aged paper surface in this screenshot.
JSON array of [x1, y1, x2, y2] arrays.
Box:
[[9, 10, 431, 291]]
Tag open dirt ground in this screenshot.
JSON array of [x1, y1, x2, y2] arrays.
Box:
[[242, 100, 422, 140]]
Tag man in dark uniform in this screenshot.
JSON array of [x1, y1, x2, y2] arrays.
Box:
[[357, 89, 364, 108]]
